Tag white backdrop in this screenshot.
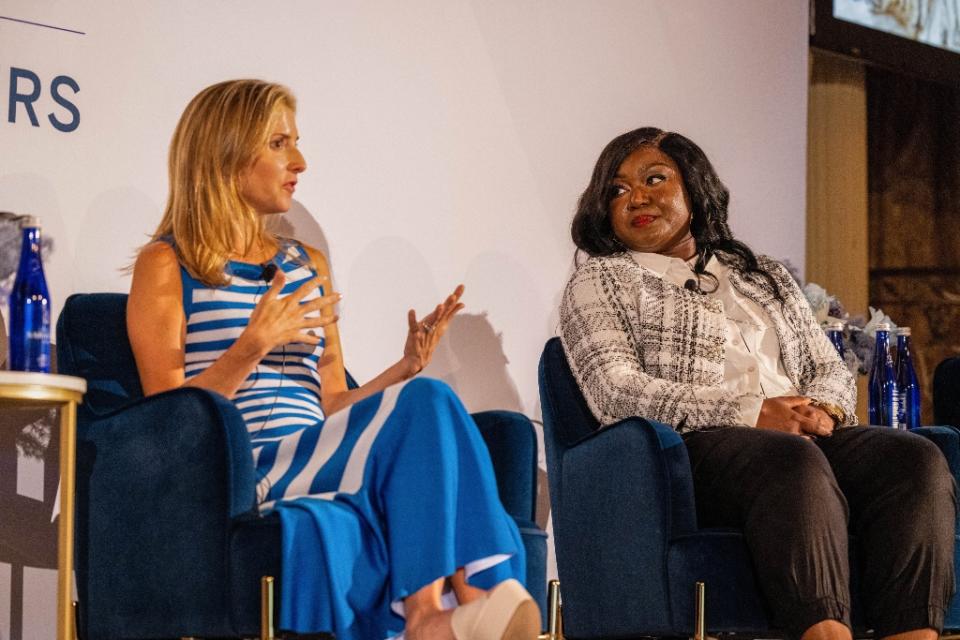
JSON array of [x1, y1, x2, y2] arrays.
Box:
[[0, 1, 808, 637]]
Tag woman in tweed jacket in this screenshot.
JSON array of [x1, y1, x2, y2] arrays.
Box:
[[560, 128, 955, 640]]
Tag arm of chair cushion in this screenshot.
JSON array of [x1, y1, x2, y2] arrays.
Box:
[[75, 387, 255, 637], [555, 417, 696, 637], [471, 410, 538, 522], [911, 425, 960, 528], [82, 386, 256, 517], [911, 425, 960, 480]]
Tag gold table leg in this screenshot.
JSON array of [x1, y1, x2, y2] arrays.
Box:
[[57, 401, 78, 640]]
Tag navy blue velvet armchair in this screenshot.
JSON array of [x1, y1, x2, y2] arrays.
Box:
[[935, 357, 960, 429], [55, 292, 547, 639], [538, 337, 960, 638]]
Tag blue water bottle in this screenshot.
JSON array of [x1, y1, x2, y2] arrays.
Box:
[[8, 216, 51, 372], [825, 319, 845, 360], [868, 323, 898, 427], [895, 327, 921, 430]]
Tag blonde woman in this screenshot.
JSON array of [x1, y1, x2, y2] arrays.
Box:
[[127, 79, 539, 640]]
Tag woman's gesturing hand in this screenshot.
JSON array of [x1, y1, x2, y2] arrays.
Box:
[[237, 271, 341, 360], [400, 284, 466, 379], [757, 396, 835, 438]]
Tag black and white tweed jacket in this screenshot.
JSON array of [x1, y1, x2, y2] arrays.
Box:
[[559, 253, 857, 432]]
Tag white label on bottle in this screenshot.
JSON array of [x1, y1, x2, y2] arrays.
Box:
[[898, 390, 907, 429], [890, 392, 899, 429]]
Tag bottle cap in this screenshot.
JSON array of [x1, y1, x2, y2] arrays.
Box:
[[826, 319, 845, 330], [897, 327, 911, 336], [20, 215, 41, 228], [875, 322, 891, 331]]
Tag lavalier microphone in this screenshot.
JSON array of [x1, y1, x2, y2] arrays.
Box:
[[684, 278, 702, 294], [260, 263, 278, 283]]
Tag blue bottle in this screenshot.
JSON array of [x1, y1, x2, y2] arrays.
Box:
[[868, 323, 898, 427], [825, 319, 845, 360], [895, 327, 921, 430], [8, 216, 51, 372]]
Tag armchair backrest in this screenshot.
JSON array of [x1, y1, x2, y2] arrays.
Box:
[[538, 338, 600, 437], [56, 293, 144, 421], [935, 357, 960, 428], [538, 337, 601, 512], [538, 337, 698, 536]]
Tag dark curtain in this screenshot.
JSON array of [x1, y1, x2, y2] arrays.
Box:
[[868, 67, 960, 425]]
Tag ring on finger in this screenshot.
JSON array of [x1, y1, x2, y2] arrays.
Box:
[[422, 322, 435, 333]]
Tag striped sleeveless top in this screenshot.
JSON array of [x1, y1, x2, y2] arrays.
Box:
[[179, 240, 327, 443]]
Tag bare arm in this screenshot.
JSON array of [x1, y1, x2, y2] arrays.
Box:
[[303, 246, 464, 416], [127, 243, 186, 394], [127, 241, 338, 398]]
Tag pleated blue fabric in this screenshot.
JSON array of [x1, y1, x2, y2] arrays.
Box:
[[178, 240, 525, 639]]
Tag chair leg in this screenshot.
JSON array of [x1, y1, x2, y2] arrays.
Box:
[[694, 581, 706, 640], [538, 579, 563, 640], [261, 575, 276, 640], [259, 574, 557, 640]]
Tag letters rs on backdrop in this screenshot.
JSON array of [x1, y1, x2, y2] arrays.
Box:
[[5, 66, 80, 133]]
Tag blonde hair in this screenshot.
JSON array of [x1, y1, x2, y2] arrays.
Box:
[[149, 79, 296, 286]]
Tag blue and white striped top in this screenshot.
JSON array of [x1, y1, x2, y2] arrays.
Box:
[[171, 242, 526, 640], [179, 239, 327, 444]]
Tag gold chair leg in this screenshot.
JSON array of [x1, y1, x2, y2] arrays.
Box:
[[261, 575, 276, 640], [538, 579, 563, 640], [72, 601, 79, 640], [694, 581, 706, 640]]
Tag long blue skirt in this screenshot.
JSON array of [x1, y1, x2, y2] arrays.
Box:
[[260, 378, 526, 639]]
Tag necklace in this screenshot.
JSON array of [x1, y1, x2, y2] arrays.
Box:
[[231, 235, 277, 264]]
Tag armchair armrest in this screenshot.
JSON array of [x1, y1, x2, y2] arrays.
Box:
[[79, 386, 256, 516], [556, 417, 696, 637], [471, 410, 538, 522], [76, 387, 256, 638], [911, 425, 960, 528]]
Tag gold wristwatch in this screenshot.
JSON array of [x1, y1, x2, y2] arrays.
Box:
[[810, 400, 846, 426]]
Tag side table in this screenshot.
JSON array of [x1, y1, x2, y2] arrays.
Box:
[[0, 371, 86, 640]]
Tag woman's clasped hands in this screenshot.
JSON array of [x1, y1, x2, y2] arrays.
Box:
[[238, 271, 341, 360], [757, 396, 836, 439]]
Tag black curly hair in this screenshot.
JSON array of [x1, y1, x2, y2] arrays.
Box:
[[571, 127, 784, 302]]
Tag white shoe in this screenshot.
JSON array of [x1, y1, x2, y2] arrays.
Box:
[[450, 579, 540, 640]]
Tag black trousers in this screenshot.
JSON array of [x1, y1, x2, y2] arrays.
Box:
[[682, 426, 957, 639]]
